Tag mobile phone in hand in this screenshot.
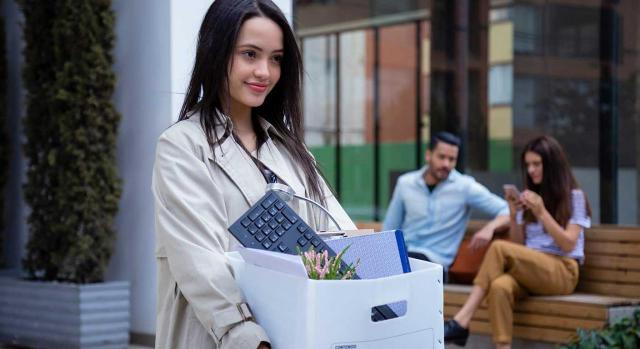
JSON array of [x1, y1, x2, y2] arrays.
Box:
[[503, 184, 521, 201]]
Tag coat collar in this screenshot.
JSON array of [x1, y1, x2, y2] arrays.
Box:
[[197, 112, 306, 206]]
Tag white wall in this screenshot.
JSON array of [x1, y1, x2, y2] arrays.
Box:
[[107, 0, 172, 336]]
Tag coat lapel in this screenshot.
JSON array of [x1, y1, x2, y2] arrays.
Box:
[[257, 139, 307, 198], [203, 115, 307, 206], [208, 136, 266, 207]]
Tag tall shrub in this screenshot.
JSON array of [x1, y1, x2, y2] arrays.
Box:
[[0, 16, 8, 266], [20, 0, 121, 283]]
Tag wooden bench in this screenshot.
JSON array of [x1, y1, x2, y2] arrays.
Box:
[[356, 220, 640, 344]]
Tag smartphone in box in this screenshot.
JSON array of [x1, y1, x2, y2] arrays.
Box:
[[503, 184, 520, 201]]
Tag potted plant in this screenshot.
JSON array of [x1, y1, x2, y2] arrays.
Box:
[[0, 1, 128, 348], [561, 310, 640, 349]]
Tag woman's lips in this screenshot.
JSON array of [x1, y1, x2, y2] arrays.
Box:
[[247, 82, 267, 93]]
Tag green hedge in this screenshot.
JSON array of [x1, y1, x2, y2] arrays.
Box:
[[0, 16, 7, 266], [20, 0, 121, 283]]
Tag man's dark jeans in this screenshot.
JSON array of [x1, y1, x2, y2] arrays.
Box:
[[408, 251, 448, 283]]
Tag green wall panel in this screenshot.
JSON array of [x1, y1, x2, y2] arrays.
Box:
[[311, 142, 422, 221], [489, 139, 513, 173], [309, 146, 337, 189], [340, 144, 374, 220], [378, 142, 417, 216]]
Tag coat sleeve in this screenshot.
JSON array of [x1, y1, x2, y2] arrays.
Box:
[[152, 131, 269, 349]]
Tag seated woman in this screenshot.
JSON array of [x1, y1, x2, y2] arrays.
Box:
[[443, 135, 591, 349]]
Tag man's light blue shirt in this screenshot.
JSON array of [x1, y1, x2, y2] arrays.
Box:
[[383, 166, 509, 269]]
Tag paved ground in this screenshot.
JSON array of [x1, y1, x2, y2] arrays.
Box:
[[1, 345, 152, 349], [445, 334, 555, 349]]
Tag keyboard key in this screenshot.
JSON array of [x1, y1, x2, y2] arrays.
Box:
[[297, 237, 308, 246], [282, 221, 292, 230], [249, 210, 261, 221], [297, 225, 308, 233], [261, 213, 271, 222], [262, 241, 272, 249], [269, 220, 278, 229], [275, 214, 285, 223], [282, 208, 298, 224], [275, 201, 285, 209], [304, 231, 313, 240], [255, 220, 265, 228], [255, 232, 266, 242], [268, 207, 278, 216], [241, 218, 252, 227], [311, 238, 320, 247], [276, 227, 286, 236], [248, 224, 258, 235], [261, 195, 276, 209], [269, 234, 279, 242], [278, 244, 288, 252], [261, 227, 273, 236]]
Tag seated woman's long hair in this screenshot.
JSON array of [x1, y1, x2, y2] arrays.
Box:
[[521, 136, 592, 227]]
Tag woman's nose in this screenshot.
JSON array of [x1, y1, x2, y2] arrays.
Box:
[[253, 60, 269, 79]]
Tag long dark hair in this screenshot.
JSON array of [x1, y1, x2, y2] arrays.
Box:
[[178, 0, 326, 203], [521, 136, 591, 227]]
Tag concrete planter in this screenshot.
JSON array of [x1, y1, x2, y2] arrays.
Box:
[[0, 277, 130, 349]]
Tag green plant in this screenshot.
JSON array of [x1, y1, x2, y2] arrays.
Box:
[[0, 16, 7, 266], [19, 0, 121, 283], [560, 310, 640, 349], [299, 245, 359, 280]]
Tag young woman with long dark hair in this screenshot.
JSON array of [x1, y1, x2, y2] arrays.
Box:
[[152, 1, 355, 348], [444, 135, 591, 349]]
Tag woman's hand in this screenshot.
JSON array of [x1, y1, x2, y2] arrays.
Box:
[[504, 190, 523, 217], [520, 190, 546, 217]]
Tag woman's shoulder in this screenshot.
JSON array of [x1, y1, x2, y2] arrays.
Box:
[[570, 189, 586, 201], [161, 117, 200, 138], [156, 114, 218, 160], [159, 113, 228, 147]]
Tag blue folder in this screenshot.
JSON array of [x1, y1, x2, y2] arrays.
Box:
[[324, 229, 411, 279]]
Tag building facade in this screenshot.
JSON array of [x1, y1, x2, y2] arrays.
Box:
[[296, 0, 640, 225]]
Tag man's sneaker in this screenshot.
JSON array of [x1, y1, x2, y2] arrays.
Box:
[[444, 319, 469, 346]]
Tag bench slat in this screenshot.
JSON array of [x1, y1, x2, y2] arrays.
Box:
[[445, 291, 609, 320], [583, 255, 640, 271], [446, 284, 638, 305], [468, 320, 578, 343], [584, 241, 640, 257], [577, 281, 640, 299], [444, 306, 605, 331], [580, 267, 640, 285], [585, 227, 640, 242]]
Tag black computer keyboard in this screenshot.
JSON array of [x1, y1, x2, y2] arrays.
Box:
[[228, 191, 331, 254], [228, 190, 398, 322]]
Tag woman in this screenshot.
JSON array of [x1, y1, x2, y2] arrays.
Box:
[[444, 136, 591, 349], [152, 1, 355, 348]]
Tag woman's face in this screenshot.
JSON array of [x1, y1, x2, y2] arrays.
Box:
[[525, 151, 544, 185], [228, 17, 283, 114]]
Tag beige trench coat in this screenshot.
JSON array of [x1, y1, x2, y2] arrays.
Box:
[[152, 114, 356, 349]]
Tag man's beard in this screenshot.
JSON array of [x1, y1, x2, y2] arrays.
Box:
[[429, 167, 450, 181]]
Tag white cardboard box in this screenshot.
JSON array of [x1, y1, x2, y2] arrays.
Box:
[[227, 252, 444, 349]]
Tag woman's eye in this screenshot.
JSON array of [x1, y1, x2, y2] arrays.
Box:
[[271, 55, 283, 64], [242, 50, 257, 59]]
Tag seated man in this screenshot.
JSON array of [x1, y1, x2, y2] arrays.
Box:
[[383, 132, 509, 273]]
